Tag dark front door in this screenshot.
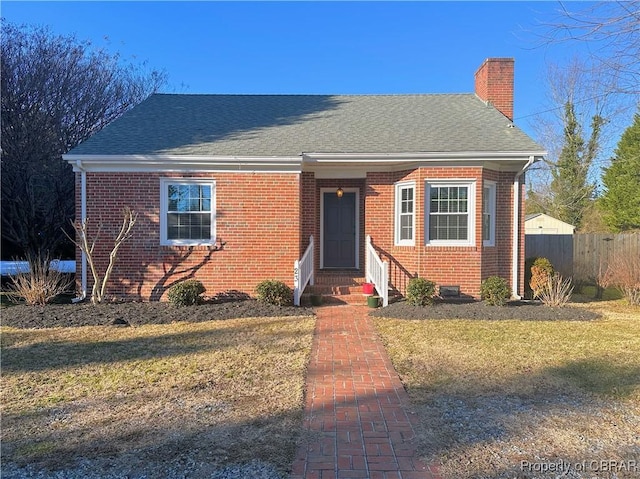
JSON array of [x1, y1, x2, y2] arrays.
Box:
[[323, 191, 357, 268]]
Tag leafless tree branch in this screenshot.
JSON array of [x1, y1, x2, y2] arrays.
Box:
[[1, 22, 165, 258]]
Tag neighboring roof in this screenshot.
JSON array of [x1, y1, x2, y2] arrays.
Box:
[[525, 213, 575, 228], [69, 93, 544, 157]]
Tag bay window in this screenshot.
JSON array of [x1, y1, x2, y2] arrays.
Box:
[[483, 181, 496, 246], [395, 181, 415, 246], [425, 180, 476, 246]]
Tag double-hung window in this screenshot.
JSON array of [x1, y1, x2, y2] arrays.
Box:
[[425, 180, 475, 246], [160, 179, 216, 246], [395, 181, 415, 246], [483, 181, 496, 246]]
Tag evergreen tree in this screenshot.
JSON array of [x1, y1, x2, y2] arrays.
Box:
[[600, 112, 640, 232], [548, 101, 604, 229]]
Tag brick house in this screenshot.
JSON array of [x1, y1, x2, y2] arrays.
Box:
[[64, 58, 545, 304]]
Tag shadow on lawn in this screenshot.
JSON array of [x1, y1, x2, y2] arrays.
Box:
[[404, 356, 640, 469], [549, 358, 640, 398], [3, 401, 305, 476], [4, 358, 639, 478], [1, 317, 302, 373]]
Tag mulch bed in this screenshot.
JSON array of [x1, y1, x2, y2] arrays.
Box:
[[370, 299, 602, 321], [2, 297, 602, 330], [1, 299, 314, 329]]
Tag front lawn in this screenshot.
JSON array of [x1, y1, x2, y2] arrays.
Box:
[[374, 300, 640, 479], [1, 311, 315, 478]]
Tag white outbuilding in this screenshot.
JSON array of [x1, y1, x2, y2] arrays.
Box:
[[525, 213, 575, 235]]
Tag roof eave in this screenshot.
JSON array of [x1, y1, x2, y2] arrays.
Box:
[[63, 154, 303, 173], [302, 151, 546, 161], [64, 150, 546, 173]]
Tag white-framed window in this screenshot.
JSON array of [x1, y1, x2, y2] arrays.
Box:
[[425, 180, 476, 246], [160, 179, 216, 246], [395, 181, 416, 246], [483, 181, 496, 246]]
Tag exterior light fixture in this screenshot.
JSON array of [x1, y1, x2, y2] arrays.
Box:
[[336, 187, 344, 198]]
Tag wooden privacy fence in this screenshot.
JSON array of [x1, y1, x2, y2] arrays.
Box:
[[525, 233, 640, 281]]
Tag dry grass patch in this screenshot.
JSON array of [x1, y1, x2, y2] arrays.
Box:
[[1, 315, 315, 477], [374, 301, 640, 479]]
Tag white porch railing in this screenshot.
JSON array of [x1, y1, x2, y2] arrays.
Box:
[[365, 235, 389, 306], [293, 236, 314, 306]]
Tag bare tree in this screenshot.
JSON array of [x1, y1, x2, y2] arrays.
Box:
[[542, 1, 640, 95], [67, 207, 138, 304], [527, 59, 613, 229], [1, 22, 165, 258]]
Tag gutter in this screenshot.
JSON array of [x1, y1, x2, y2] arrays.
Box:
[[511, 155, 538, 299], [71, 160, 87, 303], [303, 150, 547, 161]]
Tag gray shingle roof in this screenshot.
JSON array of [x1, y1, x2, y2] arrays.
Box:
[[70, 93, 543, 156]]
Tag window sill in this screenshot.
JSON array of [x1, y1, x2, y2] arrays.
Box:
[[424, 244, 479, 252], [160, 244, 218, 251]]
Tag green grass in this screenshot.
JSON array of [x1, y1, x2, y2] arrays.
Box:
[[576, 284, 624, 301]]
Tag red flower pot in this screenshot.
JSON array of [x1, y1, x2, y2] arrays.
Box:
[[362, 282, 375, 295]]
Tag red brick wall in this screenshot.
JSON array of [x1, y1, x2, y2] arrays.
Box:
[[481, 170, 526, 297], [300, 172, 316, 252], [364, 166, 523, 298], [75, 165, 525, 301], [474, 58, 514, 121], [77, 172, 301, 301]]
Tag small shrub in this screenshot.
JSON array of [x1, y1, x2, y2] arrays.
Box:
[[167, 280, 206, 306], [406, 277, 436, 306], [538, 273, 574, 307], [255, 280, 293, 306], [530, 257, 555, 299], [481, 276, 511, 306], [600, 254, 640, 306], [7, 255, 73, 305]]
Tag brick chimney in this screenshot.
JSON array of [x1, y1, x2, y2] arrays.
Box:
[[474, 58, 514, 121]]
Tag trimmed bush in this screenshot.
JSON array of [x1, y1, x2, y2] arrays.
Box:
[[481, 276, 511, 306], [406, 277, 437, 306], [255, 280, 293, 306], [529, 257, 555, 299], [167, 280, 206, 306]]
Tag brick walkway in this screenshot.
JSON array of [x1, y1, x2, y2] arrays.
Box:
[[290, 304, 441, 479]]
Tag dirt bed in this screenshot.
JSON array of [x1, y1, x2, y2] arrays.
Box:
[[1, 299, 314, 329], [370, 299, 602, 321], [2, 298, 602, 330]]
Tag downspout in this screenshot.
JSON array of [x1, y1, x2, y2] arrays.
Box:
[[71, 160, 87, 303], [511, 156, 536, 299]]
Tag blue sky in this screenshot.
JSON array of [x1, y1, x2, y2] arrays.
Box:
[[1, 1, 606, 142]]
